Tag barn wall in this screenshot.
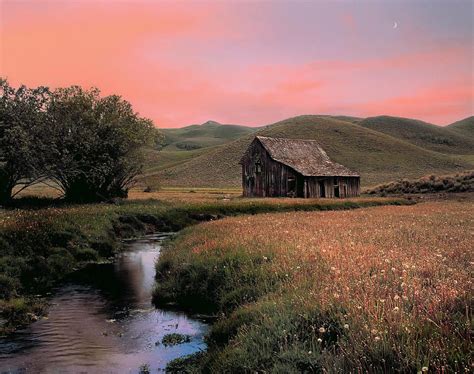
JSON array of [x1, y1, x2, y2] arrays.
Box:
[[304, 177, 360, 198]]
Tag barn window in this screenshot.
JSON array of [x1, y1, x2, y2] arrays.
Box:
[[255, 160, 262, 173]]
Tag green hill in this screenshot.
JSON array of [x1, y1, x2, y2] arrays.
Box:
[[143, 115, 474, 188], [142, 147, 209, 176], [160, 120, 258, 151], [447, 116, 474, 137], [358, 116, 474, 154]]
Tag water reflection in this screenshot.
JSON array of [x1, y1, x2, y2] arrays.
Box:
[[0, 234, 208, 373]]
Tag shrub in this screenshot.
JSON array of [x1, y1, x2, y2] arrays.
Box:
[[90, 239, 117, 258], [161, 333, 191, 346], [0, 274, 20, 299], [47, 250, 76, 276], [0, 237, 12, 256], [367, 171, 474, 195], [48, 230, 80, 248], [73, 248, 99, 262], [167, 352, 205, 374]]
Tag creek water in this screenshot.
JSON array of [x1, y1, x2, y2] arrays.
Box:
[[0, 233, 208, 373]]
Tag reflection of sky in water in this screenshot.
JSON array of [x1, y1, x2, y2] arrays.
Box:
[[0, 234, 208, 373]]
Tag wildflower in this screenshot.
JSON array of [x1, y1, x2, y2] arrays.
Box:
[[344, 324, 349, 329], [421, 367, 428, 372], [317, 338, 322, 343], [319, 327, 326, 333], [308, 351, 312, 354]]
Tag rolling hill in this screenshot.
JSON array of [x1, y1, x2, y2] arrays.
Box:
[[447, 116, 474, 137], [160, 120, 258, 151], [358, 116, 474, 154], [142, 115, 474, 188]]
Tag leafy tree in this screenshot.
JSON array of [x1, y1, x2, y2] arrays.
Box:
[[45, 86, 158, 202], [0, 79, 50, 204]]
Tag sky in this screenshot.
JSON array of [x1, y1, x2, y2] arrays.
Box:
[[1, 0, 472, 128]]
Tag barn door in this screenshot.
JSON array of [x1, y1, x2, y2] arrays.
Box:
[[334, 178, 340, 198], [318, 180, 325, 197], [287, 175, 296, 197], [296, 175, 304, 197]]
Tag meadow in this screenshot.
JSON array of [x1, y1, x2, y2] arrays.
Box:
[[0, 192, 408, 334], [155, 199, 473, 372]]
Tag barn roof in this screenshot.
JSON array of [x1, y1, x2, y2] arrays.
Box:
[[245, 136, 359, 177]]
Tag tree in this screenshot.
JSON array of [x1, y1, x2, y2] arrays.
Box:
[[45, 86, 158, 202], [0, 79, 50, 204]]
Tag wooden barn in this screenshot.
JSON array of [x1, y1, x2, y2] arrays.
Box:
[[240, 136, 360, 198]]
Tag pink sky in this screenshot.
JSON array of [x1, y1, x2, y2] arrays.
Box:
[[1, 0, 472, 127]]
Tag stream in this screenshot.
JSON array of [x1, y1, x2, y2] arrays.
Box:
[[0, 233, 208, 373]]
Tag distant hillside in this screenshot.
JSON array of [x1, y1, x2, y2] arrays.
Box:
[[144, 115, 473, 188], [142, 147, 209, 177], [318, 115, 363, 124], [160, 120, 258, 151], [447, 116, 474, 137], [358, 116, 474, 154]]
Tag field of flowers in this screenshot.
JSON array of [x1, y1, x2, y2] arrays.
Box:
[[0, 195, 408, 333], [155, 200, 473, 372]]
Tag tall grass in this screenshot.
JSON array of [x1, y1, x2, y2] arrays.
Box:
[[155, 201, 473, 372]]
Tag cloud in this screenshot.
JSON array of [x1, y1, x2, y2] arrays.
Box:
[[352, 83, 473, 125]]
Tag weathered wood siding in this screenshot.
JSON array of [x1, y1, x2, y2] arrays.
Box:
[[304, 177, 360, 198], [241, 140, 303, 197], [241, 139, 361, 198]]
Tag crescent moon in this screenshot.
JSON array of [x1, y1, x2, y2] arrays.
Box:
[[393, 21, 398, 29]]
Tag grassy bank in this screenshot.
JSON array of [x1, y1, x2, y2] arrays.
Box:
[[154, 200, 472, 372], [0, 195, 409, 334]]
